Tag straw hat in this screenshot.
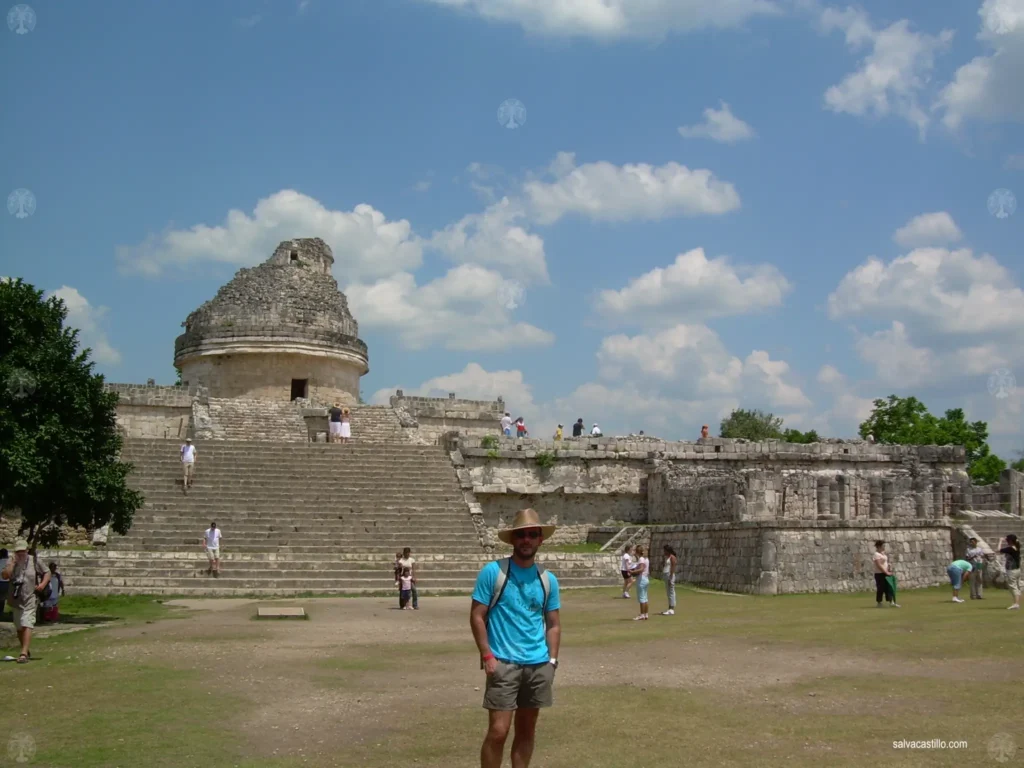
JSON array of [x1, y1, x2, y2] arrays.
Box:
[[13, 538, 28, 552], [497, 508, 556, 544]]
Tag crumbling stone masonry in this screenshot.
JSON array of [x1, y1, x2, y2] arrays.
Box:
[[454, 435, 1014, 594]]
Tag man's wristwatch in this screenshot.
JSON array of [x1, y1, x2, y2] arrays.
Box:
[[549, 658, 558, 669]]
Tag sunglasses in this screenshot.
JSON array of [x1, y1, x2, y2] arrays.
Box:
[[513, 529, 542, 540]]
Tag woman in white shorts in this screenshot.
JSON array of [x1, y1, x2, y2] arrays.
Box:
[[340, 407, 352, 444]]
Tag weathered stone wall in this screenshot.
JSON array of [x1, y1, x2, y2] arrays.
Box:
[[179, 350, 363, 405], [392, 392, 503, 445], [104, 383, 193, 440], [648, 521, 951, 594], [1, 516, 92, 548], [1002, 470, 1024, 517]]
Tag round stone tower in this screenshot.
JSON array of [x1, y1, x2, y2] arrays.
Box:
[[174, 237, 368, 404]]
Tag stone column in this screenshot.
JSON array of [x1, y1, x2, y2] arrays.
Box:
[[914, 477, 930, 519], [830, 477, 841, 518], [869, 478, 882, 519], [837, 475, 852, 520], [755, 533, 780, 595], [881, 479, 896, 519], [817, 477, 830, 519], [932, 479, 945, 518]]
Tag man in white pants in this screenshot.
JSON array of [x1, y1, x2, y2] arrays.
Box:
[[204, 521, 222, 577], [181, 438, 197, 490]]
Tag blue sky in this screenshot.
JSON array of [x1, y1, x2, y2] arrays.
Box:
[[2, 0, 1022, 457]]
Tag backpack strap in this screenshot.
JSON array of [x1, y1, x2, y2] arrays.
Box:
[[487, 559, 552, 616]]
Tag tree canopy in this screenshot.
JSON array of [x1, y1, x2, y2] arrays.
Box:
[[719, 409, 818, 443], [0, 278, 142, 546], [858, 395, 1003, 485]]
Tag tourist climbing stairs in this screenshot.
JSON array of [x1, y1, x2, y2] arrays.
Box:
[[55, 438, 618, 595]]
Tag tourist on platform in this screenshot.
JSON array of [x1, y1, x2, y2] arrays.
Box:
[[630, 545, 650, 620], [1, 539, 51, 663], [947, 558, 973, 603], [997, 534, 1021, 610], [328, 402, 343, 443], [661, 545, 677, 616], [700, 425, 709, 439], [554, 424, 563, 441], [620, 544, 635, 598], [40, 562, 64, 622], [501, 412, 513, 437], [965, 537, 988, 600], [399, 567, 414, 610], [340, 407, 352, 444], [591, 423, 602, 436], [470, 508, 561, 768], [516, 418, 528, 438], [872, 540, 900, 607], [181, 437, 197, 491], [204, 521, 222, 577], [0, 548, 8, 616], [398, 547, 418, 610]]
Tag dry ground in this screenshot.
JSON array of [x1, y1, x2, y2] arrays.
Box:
[[3, 586, 1022, 768]]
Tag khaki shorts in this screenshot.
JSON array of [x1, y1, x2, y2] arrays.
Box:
[[1007, 569, 1021, 598], [483, 660, 555, 711], [206, 547, 220, 561], [12, 604, 37, 630]]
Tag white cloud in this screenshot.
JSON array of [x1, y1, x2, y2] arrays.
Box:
[[595, 324, 811, 409], [45, 286, 121, 365], [418, 0, 783, 41], [853, 321, 936, 387], [935, 0, 1024, 131], [678, 101, 756, 142], [595, 247, 790, 325], [346, 264, 554, 351], [523, 152, 741, 225], [116, 190, 423, 283], [827, 247, 1024, 340], [372, 362, 538, 411], [429, 197, 549, 284], [892, 211, 963, 248], [820, 6, 954, 138]]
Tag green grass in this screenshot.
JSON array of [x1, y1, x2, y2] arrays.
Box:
[[5, 585, 1023, 767]]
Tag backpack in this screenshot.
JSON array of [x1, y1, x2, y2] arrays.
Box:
[[487, 557, 551, 617]]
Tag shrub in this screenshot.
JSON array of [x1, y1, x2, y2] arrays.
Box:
[[535, 451, 557, 470], [481, 434, 499, 449], [486, 449, 499, 459]]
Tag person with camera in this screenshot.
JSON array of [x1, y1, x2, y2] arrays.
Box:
[[1, 539, 52, 663]]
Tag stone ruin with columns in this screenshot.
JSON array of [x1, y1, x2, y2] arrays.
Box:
[[28, 237, 1022, 596]]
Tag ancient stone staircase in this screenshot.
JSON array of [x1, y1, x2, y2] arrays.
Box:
[[60, 438, 619, 595], [206, 397, 308, 441]]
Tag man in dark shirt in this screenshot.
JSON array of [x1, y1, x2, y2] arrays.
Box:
[[997, 534, 1021, 610], [571, 418, 584, 437], [328, 402, 343, 443]]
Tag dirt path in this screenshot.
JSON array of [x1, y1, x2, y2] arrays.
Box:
[[87, 597, 1009, 760]]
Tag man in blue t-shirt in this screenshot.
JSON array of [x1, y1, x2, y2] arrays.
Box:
[[470, 508, 561, 768]]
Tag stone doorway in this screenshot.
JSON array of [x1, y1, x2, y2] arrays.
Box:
[[290, 379, 308, 400]]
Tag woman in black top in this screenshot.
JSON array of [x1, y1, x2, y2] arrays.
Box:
[[997, 534, 1021, 610]]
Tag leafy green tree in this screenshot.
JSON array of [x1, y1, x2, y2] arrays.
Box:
[[970, 453, 1006, 486], [783, 428, 820, 444], [0, 278, 143, 546], [1011, 450, 1024, 474], [858, 395, 1001, 483], [720, 409, 784, 441]]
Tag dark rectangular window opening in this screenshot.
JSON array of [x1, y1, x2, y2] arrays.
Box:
[[714, 445, 722, 453], [290, 379, 308, 400], [290, 251, 299, 263]]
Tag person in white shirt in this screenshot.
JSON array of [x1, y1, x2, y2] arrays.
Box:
[[181, 438, 197, 490], [397, 547, 418, 609], [500, 412, 512, 437], [619, 545, 635, 598], [591, 423, 602, 436], [204, 521, 222, 576], [630, 546, 651, 621]]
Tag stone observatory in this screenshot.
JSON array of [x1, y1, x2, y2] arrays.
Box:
[[173, 237, 368, 404]]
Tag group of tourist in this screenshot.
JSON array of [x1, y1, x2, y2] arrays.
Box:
[[943, 534, 1021, 608], [500, 414, 604, 440], [0, 541, 64, 663], [618, 543, 676, 619]]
